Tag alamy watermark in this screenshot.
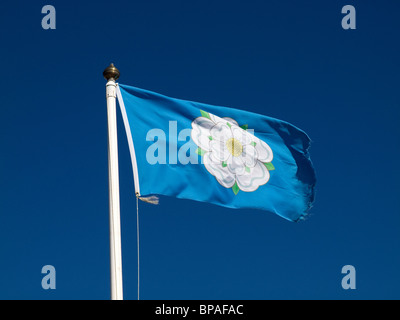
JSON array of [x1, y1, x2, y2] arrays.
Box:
[[145, 120, 255, 166], [41, 265, 56, 290], [40, 5, 356, 31], [341, 265, 356, 290], [342, 5, 356, 30], [41, 5, 56, 30]]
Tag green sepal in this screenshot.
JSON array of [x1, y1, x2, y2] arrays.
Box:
[[240, 124, 248, 130], [264, 162, 275, 170], [196, 147, 206, 156], [222, 161, 227, 168], [232, 182, 240, 195], [200, 110, 211, 120]]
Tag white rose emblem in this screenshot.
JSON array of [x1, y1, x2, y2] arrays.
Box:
[[191, 110, 275, 194]]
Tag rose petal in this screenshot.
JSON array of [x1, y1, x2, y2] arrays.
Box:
[[191, 117, 214, 151], [222, 117, 239, 127], [210, 122, 232, 142], [236, 160, 270, 192], [254, 139, 273, 163], [203, 153, 236, 188], [240, 144, 258, 168], [231, 126, 252, 146], [227, 154, 246, 175], [209, 139, 231, 162]]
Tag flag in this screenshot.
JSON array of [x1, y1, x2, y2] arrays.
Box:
[[116, 84, 316, 222]]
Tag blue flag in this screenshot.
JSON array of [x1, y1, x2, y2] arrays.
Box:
[[117, 84, 316, 222]]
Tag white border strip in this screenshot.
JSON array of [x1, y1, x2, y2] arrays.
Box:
[[116, 84, 141, 196]]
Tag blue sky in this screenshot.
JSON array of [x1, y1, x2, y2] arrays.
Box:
[[0, 1, 399, 299]]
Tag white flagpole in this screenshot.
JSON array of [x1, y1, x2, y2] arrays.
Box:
[[103, 63, 123, 300]]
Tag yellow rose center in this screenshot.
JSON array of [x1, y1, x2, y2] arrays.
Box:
[[226, 138, 243, 157]]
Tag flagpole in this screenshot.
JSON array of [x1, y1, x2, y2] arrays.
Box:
[[103, 63, 123, 300]]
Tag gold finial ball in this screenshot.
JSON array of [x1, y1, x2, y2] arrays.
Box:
[[103, 63, 120, 80]]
